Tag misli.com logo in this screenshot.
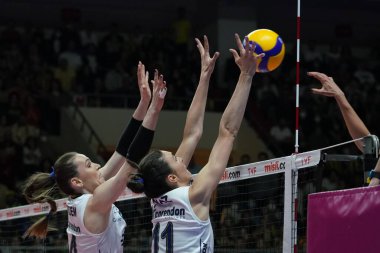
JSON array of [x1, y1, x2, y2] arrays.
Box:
[[264, 161, 286, 173], [33, 206, 42, 213], [221, 170, 240, 181], [6, 210, 21, 218]]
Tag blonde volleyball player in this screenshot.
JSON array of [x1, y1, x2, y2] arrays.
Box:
[[129, 34, 263, 252], [22, 63, 167, 252], [308, 71, 380, 186]]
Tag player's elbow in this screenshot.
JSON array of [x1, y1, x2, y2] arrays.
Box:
[[219, 123, 238, 139]]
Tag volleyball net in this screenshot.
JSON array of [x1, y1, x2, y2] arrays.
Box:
[[0, 135, 377, 253]]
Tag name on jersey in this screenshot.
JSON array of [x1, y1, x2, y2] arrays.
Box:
[[68, 206, 76, 217], [68, 221, 81, 233], [154, 206, 185, 218], [202, 242, 208, 253]]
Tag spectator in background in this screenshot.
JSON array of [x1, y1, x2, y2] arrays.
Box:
[[22, 137, 42, 177], [303, 41, 323, 69], [79, 22, 99, 47], [257, 151, 269, 161], [238, 153, 251, 165], [269, 118, 292, 153], [98, 23, 125, 70], [52, 58, 76, 93], [58, 39, 83, 71], [6, 92, 23, 125], [353, 63, 376, 85], [172, 6, 192, 58]]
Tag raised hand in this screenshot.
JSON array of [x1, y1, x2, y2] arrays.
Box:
[[195, 35, 220, 77], [308, 71, 345, 98], [229, 33, 265, 76], [150, 69, 167, 112], [137, 61, 152, 104]]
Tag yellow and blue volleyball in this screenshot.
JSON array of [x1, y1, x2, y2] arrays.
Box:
[[246, 29, 285, 73]]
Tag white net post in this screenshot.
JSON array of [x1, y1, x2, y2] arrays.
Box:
[[284, 150, 322, 253], [292, 168, 299, 253], [282, 155, 294, 253]]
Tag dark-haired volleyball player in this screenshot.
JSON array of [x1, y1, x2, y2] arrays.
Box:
[[129, 34, 264, 252]]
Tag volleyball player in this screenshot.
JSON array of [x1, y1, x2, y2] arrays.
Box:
[[308, 71, 380, 186], [129, 34, 263, 252], [22, 62, 167, 252]]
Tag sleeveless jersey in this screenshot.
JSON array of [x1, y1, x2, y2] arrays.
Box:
[[66, 194, 126, 253], [151, 186, 214, 253]]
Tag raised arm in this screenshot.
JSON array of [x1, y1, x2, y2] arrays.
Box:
[[100, 62, 152, 179], [175, 35, 219, 167], [190, 34, 264, 217], [85, 73, 167, 230], [127, 70, 167, 162], [308, 71, 370, 152]]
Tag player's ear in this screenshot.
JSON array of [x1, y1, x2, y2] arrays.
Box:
[[70, 177, 83, 189], [167, 174, 177, 184]]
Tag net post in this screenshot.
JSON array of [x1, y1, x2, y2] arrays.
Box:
[[283, 155, 296, 253]]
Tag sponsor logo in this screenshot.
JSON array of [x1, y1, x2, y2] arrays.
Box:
[[152, 195, 173, 208], [68, 221, 81, 233], [33, 206, 42, 213], [248, 167, 257, 175], [154, 206, 185, 218], [221, 170, 240, 181], [264, 161, 285, 173]]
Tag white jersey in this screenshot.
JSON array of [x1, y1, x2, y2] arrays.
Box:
[[66, 194, 126, 253], [151, 186, 214, 253]]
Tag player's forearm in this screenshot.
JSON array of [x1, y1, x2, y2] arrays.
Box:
[[183, 75, 210, 139], [335, 93, 370, 148], [132, 99, 150, 121], [220, 73, 253, 135]]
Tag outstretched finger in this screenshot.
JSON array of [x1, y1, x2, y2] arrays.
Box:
[[144, 71, 149, 87], [308, 72, 328, 81], [195, 38, 204, 55], [234, 33, 244, 54], [256, 52, 265, 59], [203, 35, 209, 53], [211, 51, 220, 61], [154, 69, 159, 82], [229, 48, 239, 61], [137, 61, 142, 84]]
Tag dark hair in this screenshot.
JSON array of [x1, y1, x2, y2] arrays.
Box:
[[129, 150, 173, 198], [22, 152, 79, 238]]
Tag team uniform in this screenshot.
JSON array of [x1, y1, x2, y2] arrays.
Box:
[[151, 186, 214, 253], [66, 194, 126, 253]]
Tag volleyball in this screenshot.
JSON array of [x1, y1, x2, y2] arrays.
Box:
[[246, 29, 285, 73]]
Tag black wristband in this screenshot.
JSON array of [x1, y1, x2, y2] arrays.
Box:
[[115, 117, 142, 157], [127, 126, 155, 163]]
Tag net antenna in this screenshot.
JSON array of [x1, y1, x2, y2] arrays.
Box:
[[294, 0, 301, 154], [290, 1, 302, 251]]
